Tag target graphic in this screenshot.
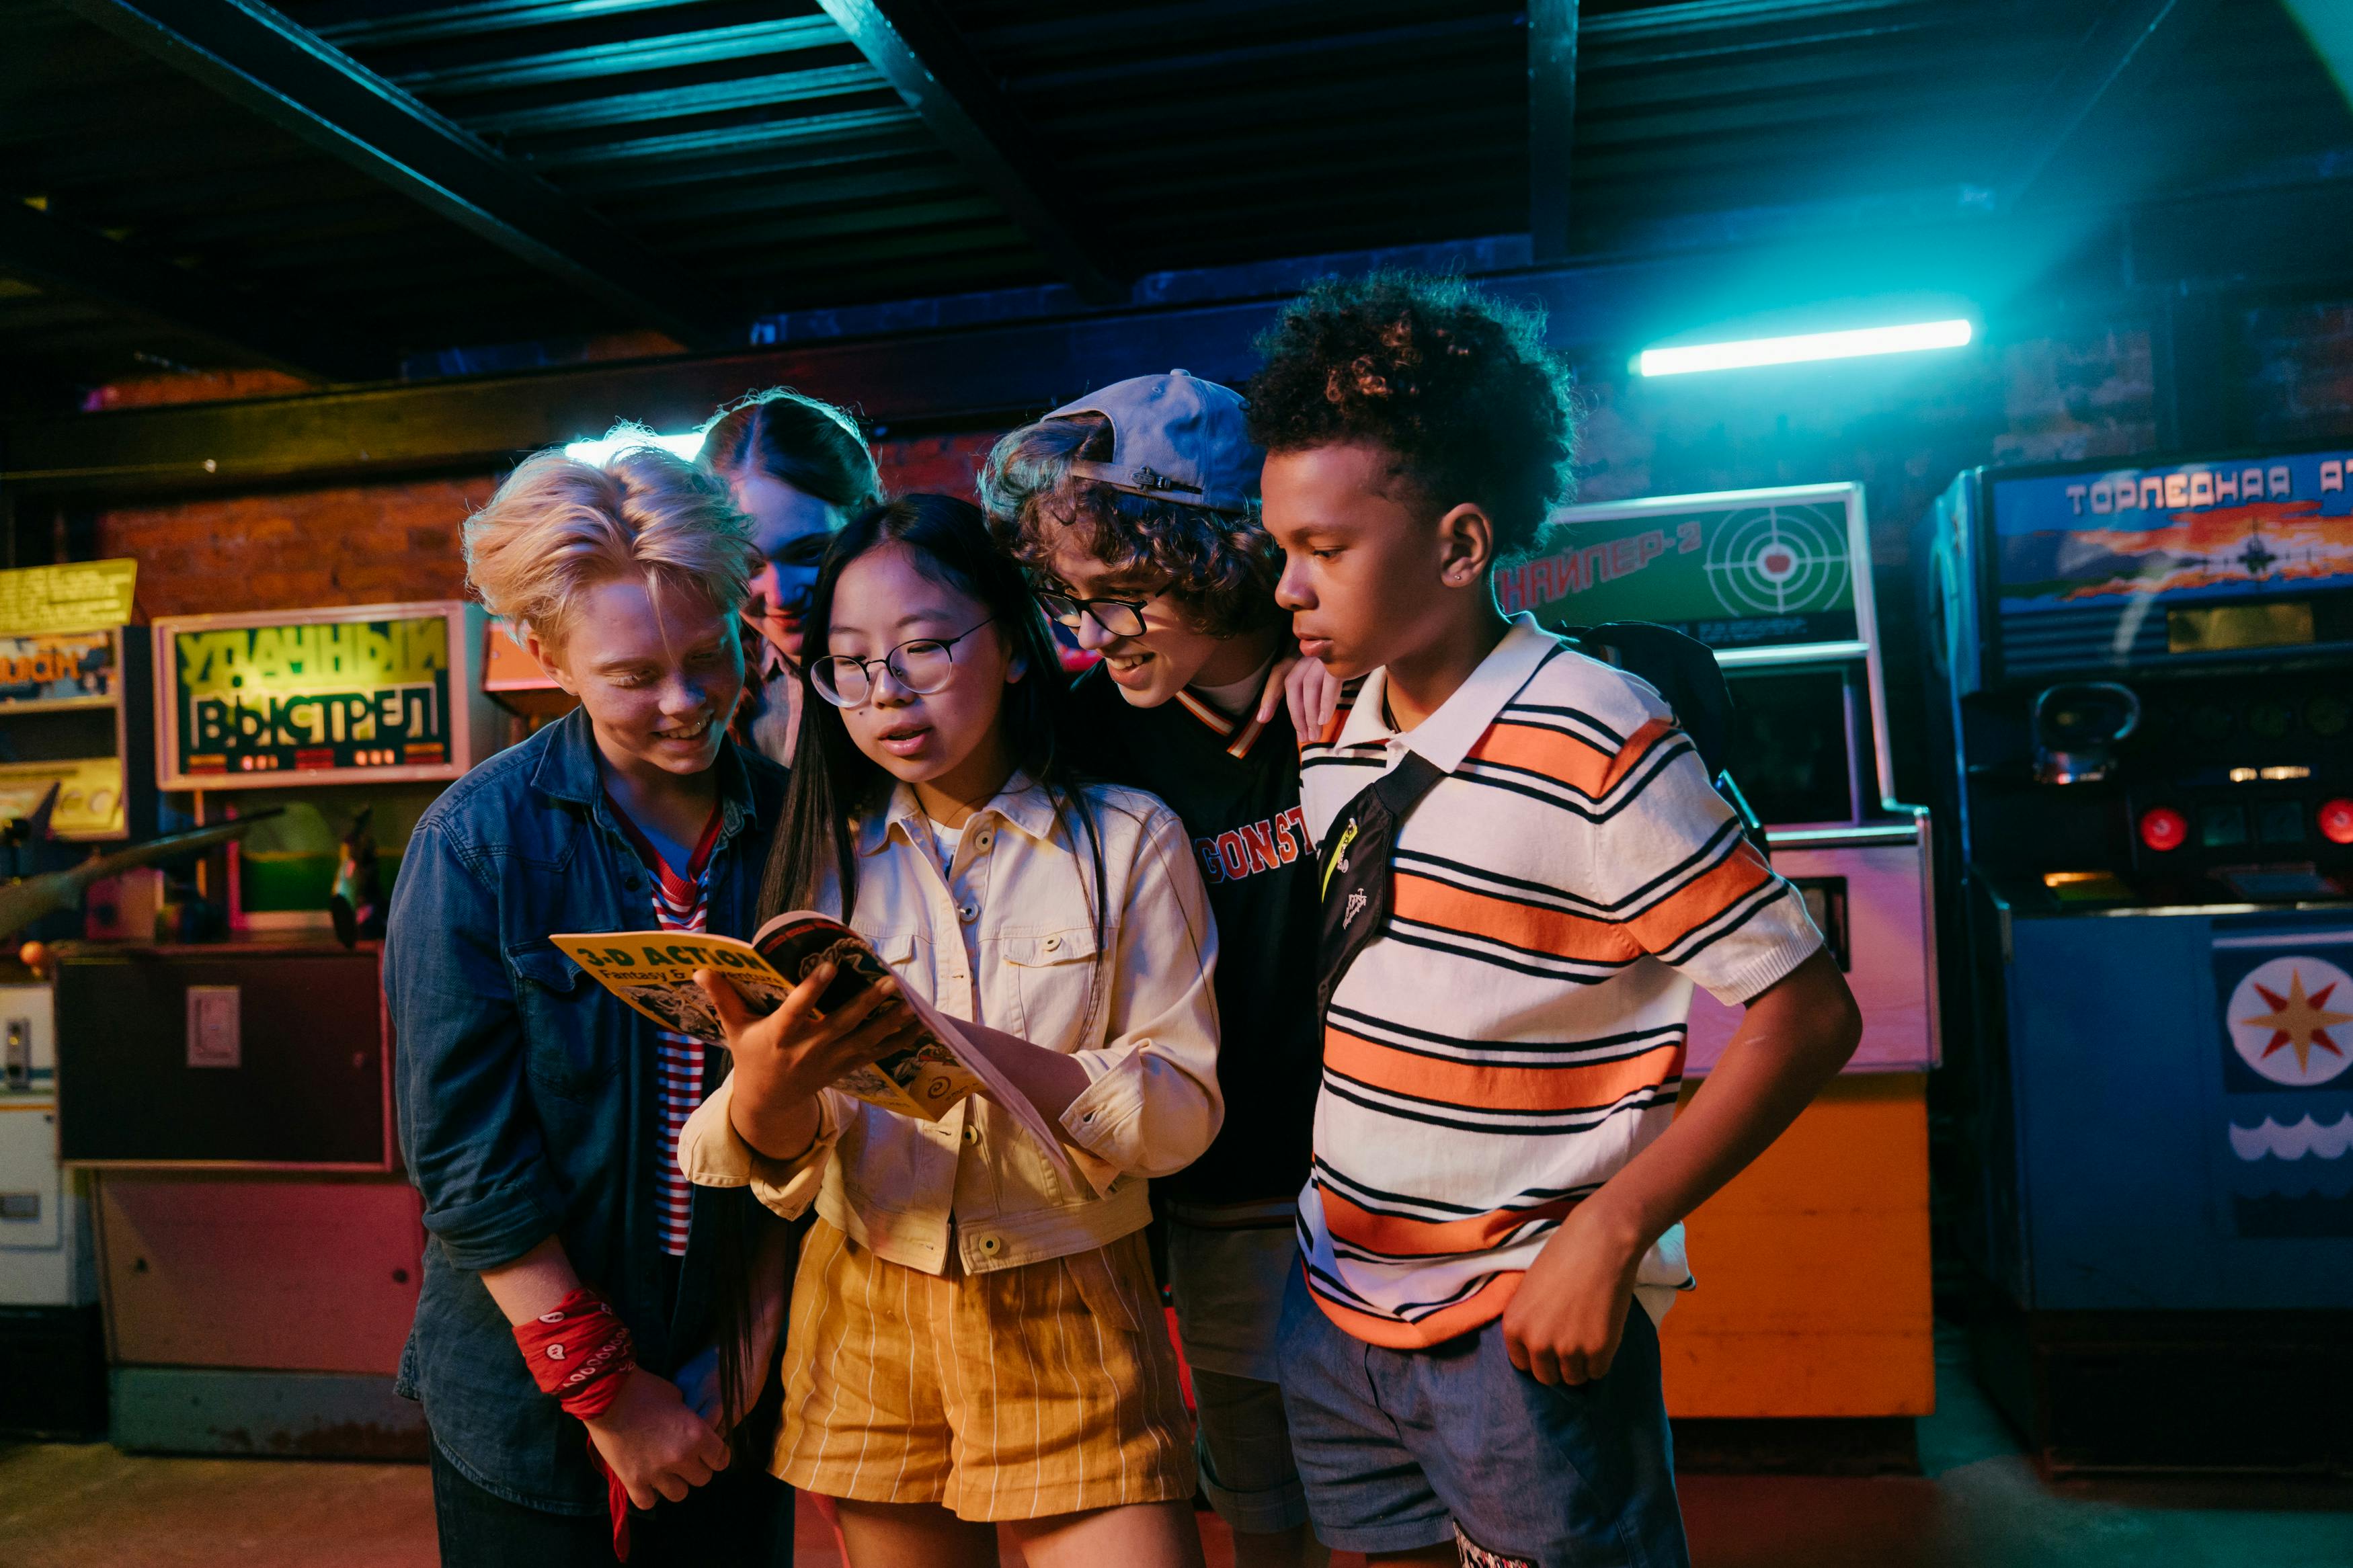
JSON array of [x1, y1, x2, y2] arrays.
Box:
[[1702, 504, 1851, 616]]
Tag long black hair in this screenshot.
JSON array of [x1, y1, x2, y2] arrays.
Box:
[[710, 493, 1107, 1443], [762, 492, 1105, 935]]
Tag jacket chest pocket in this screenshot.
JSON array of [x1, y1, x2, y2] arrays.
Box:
[[996, 926, 1101, 1053], [509, 942, 616, 1102]]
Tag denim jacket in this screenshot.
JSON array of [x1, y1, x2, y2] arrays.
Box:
[[385, 706, 786, 1515]]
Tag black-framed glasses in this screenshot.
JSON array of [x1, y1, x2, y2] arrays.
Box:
[[810, 618, 997, 708], [1036, 589, 1152, 639]]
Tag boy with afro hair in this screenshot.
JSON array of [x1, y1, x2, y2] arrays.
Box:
[[1252, 273, 1861, 1567]]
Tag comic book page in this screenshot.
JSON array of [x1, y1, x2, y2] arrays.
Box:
[[750, 911, 1085, 1188], [549, 930, 789, 1043], [547, 920, 1085, 1188], [551, 927, 952, 1119], [749, 911, 983, 1120]]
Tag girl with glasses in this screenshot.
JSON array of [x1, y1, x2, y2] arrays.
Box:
[[678, 493, 1223, 1568]]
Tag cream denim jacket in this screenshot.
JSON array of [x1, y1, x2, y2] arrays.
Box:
[[680, 774, 1223, 1276]]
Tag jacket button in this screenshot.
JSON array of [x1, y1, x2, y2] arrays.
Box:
[[978, 1236, 1000, 1254], [1042, 935, 1060, 952], [961, 1124, 980, 1145], [957, 903, 978, 923]]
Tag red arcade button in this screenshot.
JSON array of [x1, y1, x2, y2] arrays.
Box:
[[2139, 807, 2190, 852], [2320, 798, 2353, 846]]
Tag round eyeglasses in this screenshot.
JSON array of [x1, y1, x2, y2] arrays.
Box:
[[1035, 589, 1151, 640], [809, 618, 996, 708]]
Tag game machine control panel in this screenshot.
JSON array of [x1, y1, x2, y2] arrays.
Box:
[[1921, 447, 2353, 1471], [1507, 481, 1938, 1426]]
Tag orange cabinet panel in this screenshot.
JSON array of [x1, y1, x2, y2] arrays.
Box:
[[1659, 1073, 1934, 1418]]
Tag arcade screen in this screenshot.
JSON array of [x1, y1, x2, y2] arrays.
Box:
[[1497, 492, 1860, 652], [1991, 451, 2353, 677], [159, 610, 459, 787]]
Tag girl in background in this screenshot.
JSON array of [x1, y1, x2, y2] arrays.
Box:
[[701, 388, 884, 766], [679, 495, 1222, 1568]]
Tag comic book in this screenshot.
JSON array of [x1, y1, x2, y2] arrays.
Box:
[[549, 911, 1078, 1185]]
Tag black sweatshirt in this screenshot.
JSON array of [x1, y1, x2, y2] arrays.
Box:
[[1067, 666, 1322, 1206]]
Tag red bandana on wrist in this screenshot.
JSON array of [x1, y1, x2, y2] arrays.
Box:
[[514, 1287, 639, 1558]]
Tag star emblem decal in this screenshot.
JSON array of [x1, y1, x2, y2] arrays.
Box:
[[2237, 968, 2353, 1074]]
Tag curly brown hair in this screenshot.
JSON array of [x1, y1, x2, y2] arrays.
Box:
[[980, 412, 1283, 640], [1245, 272, 1576, 556]]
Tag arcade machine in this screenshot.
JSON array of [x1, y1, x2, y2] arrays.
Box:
[[0, 559, 145, 1437], [1922, 448, 2353, 1473], [1499, 482, 1940, 1448], [53, 599, 497, 1457]]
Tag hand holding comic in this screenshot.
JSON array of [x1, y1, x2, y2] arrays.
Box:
[[554, 917, 1086, 1187], [694, 962, 930, 1161]]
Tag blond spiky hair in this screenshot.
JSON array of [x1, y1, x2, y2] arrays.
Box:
[[463, 430, 762, 652]]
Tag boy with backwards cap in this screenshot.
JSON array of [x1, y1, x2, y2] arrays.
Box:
[[985, 370, 1329, 1568], [1252, 273, 1863, 1567]]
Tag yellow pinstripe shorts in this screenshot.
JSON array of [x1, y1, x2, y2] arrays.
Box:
[[774, 1219, 1197, 1522]]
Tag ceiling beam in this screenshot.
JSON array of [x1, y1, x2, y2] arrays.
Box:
[[15, 153, 2353, 501], [0, 200, 382, 383], [61, 0, 737, 349], [1999, 0, 2220, 209], [811, 0, 1127, 304], [1528, 0, 1581, 263]]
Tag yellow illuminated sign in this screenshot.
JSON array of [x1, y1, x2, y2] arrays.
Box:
[[0, 559, 138, 637], [169, 615, 454, 780]]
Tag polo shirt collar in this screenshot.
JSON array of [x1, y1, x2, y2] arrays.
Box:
[[856, 770, 1069, 858], [1332, 614, 1560, 774]]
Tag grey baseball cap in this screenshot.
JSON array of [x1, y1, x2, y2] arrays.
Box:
[[1045, 369, 1262, 515]]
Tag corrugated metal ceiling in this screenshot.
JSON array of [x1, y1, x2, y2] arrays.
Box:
[[1, 0, 2348, 398]]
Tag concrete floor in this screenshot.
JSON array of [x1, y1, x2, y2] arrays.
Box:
[[4, 1336, 2348, 1568]]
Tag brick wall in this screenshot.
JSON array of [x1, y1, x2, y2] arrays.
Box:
[[79, 310, 2349, 634], [90, 431, 1000, 623], [99, 477, 490, 619], [874, 430, 996, 499]]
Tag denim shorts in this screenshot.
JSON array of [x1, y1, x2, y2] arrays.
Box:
[[1273, 1268, 1689, 1567]]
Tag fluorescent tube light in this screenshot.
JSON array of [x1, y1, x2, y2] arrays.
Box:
[[563, 431, 705, 465], [1638, 319, 1974, 377]]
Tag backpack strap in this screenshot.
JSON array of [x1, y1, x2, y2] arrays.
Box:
[[1562, 620, 1770, 860]]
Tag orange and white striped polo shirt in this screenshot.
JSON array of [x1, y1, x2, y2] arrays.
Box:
[[1295, 614, 1821, 1349]]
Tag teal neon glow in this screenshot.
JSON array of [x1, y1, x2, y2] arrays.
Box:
[[563, 431, 704, 464], [1638, 319, 1974, 376]]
